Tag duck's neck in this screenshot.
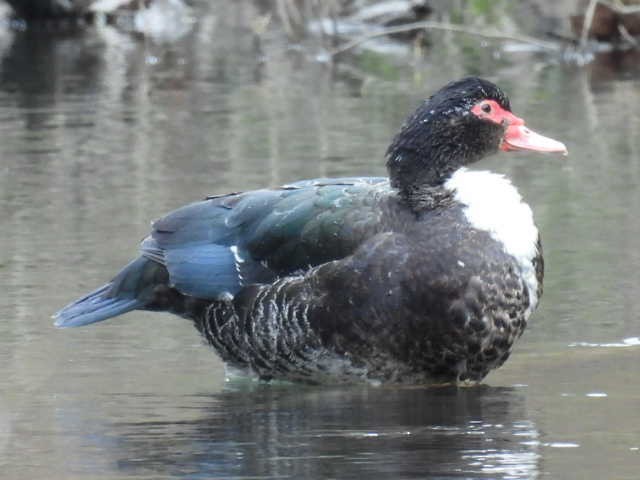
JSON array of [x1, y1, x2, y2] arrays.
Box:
[[443, 167, 541, 314], [384, 111, 503, 208], [386, 146, 471, 211]]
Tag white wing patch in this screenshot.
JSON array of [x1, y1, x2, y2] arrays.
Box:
[[230, 245, 245, 283]]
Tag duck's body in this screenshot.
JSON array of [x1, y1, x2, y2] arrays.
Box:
[[55, 77, 566, 384], [196, 170, 540, 384]]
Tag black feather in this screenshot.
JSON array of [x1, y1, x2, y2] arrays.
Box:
[[55, 77, 544, 386]]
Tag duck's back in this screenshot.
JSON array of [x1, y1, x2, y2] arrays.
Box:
[[54, 177, 409, 327], [145, 177, 405, 301]]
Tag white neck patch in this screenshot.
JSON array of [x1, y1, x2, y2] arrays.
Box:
[[445, 167, 540, 313]]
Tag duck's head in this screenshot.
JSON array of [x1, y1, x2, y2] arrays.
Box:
[[386, 77, 567, 198]]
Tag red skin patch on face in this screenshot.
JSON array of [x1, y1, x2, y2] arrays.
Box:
[[471, 99, 567, 154], [470, 100, 523, 128]]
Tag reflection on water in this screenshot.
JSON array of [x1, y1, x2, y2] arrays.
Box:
[[1, 1, 640, 479], [84, 386, 538, 479]]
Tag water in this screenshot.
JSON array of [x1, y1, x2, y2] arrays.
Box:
[[1, 2, 640, 478]]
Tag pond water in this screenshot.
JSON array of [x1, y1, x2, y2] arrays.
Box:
[[1, 2, 639, 479]]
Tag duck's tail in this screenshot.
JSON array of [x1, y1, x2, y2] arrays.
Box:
[[54, 256, 168, 328]]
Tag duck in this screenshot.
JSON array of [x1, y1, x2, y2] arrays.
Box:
[[54, 77, 567, 385]]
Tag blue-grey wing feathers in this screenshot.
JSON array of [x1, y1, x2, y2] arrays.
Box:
[[54, 177, 391, 327]]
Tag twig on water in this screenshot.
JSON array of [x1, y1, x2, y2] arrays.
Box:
[[329, 20, 562, 57]]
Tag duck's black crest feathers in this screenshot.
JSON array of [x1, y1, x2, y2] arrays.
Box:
[[429, 77, 511, 112]]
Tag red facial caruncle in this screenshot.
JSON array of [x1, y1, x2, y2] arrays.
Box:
[[471, 99, 567, 155]]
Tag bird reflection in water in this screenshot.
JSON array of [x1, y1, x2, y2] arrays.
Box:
[[93, 385, 539, 479]]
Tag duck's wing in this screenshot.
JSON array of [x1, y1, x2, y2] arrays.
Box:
[[142, 177, 392, 300]]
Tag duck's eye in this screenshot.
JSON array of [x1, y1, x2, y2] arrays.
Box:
[[481, 103, 492, 114]]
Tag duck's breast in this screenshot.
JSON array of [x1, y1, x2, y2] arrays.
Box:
[[444, 167, 541, 314]]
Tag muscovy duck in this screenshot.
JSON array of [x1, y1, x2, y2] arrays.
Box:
[[55, 77, 567, 384]]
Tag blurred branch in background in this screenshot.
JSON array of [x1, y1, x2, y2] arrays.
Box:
[[329, 19, 562, 57], [1, 1, 640, 63], [252, 0, 640, 65], [572, 0, 640, 48]]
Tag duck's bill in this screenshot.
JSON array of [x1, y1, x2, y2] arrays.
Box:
[[502, 124, 568, 155]]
